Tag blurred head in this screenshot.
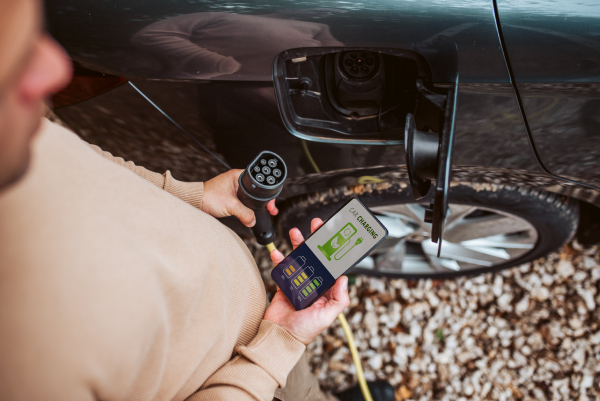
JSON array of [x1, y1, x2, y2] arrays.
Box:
[[0, 0, 71, 191]]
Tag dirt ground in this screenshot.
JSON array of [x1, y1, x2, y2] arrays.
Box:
[[247, 238, 600, 401]]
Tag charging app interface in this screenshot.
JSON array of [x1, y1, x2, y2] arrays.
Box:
[[272, 198, 386, 310]]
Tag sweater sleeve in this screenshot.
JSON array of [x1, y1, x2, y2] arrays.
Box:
[[186, 320, 306, 401], [88, 144, 204, 210]]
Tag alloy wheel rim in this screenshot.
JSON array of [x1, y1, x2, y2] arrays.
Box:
[[355, 203, 539, 275]]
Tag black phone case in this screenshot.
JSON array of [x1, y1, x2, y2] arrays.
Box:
[[271, 197, 389, 310]]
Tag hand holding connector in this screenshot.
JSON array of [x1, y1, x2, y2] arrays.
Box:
[[237, 151, 287, 245], [202, 169, 278, 226]]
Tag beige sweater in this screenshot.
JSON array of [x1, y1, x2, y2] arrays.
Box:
[[0, 120, 305, 401]]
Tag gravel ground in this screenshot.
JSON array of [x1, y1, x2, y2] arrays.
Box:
[[247, 239, 600, 401]]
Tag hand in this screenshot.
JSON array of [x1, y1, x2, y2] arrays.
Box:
[[218, 56, 242, 74], [265, 218, 350, 345], [201, 169, 278, 227]]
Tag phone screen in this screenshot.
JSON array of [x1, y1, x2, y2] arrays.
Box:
[[271, 197, 388, 310]]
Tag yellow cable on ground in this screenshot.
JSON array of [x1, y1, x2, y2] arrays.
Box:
[[267, 243, 373, 401], [337, 313, 374, 401]]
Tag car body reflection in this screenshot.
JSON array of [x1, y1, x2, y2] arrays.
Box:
[[131, 9, 346, 80]]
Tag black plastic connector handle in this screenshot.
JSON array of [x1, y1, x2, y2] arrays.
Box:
[[251, 208, 277, 245], [237, 151, 287, 245]]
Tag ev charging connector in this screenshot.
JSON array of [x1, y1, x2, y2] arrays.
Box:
[[237, 151, 287, 246]]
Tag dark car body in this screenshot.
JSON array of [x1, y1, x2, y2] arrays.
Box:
[[45, 0, 600, 253]]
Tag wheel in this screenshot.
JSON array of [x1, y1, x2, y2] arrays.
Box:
[[278, 181, 579, 279]]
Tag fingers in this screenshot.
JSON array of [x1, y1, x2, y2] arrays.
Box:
[[310, 218, 324, 234], [266, 199, 279, 216], [202, 169, 258, 226], [333, 276, 349, 303], [288, 228, 305, 250], [230, 168, 244, 179], [224, 169, 257, 226], [288, 218, 322, 249], [227, 169, 244, 192], [270, 249, 284, 265], [325, 276, 350, 315]]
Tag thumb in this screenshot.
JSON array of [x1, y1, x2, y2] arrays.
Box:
[[327, 276, 350, 314], [270, 249, 285, 265], [228, 199, 256, 227]]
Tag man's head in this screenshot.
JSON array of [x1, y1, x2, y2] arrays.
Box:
[[0, 0, 71, 191]]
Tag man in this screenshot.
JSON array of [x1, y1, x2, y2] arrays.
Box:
[[0, 1, 354, 400], [0, 1, 398, 400]]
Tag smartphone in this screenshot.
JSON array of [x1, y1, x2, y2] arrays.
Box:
[[271, 197, 389, 310]]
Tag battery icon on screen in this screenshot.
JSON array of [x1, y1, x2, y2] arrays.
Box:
[[300, 277, 323, 299], [292, 266, 314, 288], [284, 256, 306, 278]]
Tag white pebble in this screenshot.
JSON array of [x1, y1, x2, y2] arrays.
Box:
[[591, 267, 600, 281], [531, 286, 550, 301], [515, 296, 530, 314], [583, 256, 596, 269], [497, 293, 513, 311], [581, 375, 594, 389], [368, 277, 386, 293], [427, 292, 440, 307], [569, 317, 583, 330], [556, 260, 575, 278], [368, 353, 383, 370], [363, 311, 378, 332], [573, 271, 587, 282]]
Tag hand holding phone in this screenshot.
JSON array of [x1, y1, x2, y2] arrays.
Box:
[[271, 198, 388, 311], [265, 218, 350, 345]]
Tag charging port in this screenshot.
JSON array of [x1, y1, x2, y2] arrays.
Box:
[[273, 40, 455, 145]]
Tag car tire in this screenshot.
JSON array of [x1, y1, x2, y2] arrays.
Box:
[[278, 180, 579, 279]]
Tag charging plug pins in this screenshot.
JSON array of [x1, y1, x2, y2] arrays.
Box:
[[237, 150, 287, 246], [251, 155, 284, 186]]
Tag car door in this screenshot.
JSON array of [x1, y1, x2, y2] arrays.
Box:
[[496, 0, 600, 187]]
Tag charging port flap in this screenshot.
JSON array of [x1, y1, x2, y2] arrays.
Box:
[[429, 73, 458, 255]]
